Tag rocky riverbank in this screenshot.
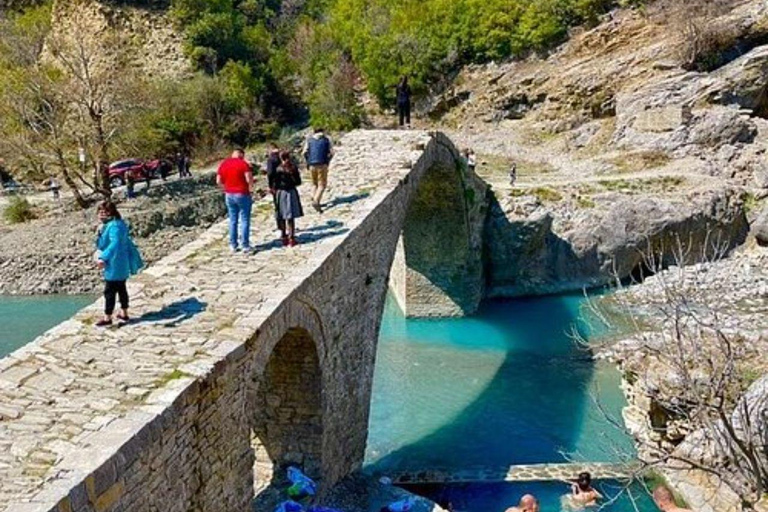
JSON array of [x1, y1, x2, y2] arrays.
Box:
[[594, 242, 768, 512], [0, 173, 227, 295]]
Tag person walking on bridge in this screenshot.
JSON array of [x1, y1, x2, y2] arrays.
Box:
[[303, 127, 333, 213], [217, 148, 254, 253]]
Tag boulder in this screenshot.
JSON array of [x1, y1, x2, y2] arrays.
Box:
[[486, 188, 749, 297], [709, 45, 768, 113]]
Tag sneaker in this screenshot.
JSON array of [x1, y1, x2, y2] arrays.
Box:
[[312, 202, 323, 213], [242, 247, 253, 255], [229, 246, 240, 253], [116, 313, 130, 322], [96, 319, 113, 327]]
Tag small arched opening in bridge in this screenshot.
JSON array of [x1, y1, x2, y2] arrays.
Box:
[[390, 141, 485, 317], [251, 327, 323, 499]]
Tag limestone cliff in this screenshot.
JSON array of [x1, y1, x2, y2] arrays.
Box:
[[44, 0, 189, 79]]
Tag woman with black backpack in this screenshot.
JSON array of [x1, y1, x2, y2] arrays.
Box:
[[270, 151, 304, 247]]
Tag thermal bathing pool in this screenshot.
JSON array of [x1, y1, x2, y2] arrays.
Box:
[[366, 294, 657, 512]]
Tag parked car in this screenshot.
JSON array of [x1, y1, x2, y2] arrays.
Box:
[[108, 158, 171, 188], [108, 159, 149, 188]]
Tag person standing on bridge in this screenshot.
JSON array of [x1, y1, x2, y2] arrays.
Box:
[[303, 127, 333, 213], [273, 150, 304, 247], [217, 148, 254, 253], [95, 201, 143, 327]]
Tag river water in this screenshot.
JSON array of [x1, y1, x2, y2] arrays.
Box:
[[367, 294, 657, 512], [0, 295, 94, 357]]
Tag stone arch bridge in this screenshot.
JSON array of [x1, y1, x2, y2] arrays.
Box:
[[0, 131, 489, 512]]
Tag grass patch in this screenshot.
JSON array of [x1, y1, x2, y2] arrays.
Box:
[[740, 367, 764, 387], [576, 195, 596, 208], [607, 150, 672, 173], [521, 127, 559, 146], [744, 192, 763, 216], [475, 153, 514, 180], [157, 369, 191, 387], [3, 196, 36, 224], [517, 159, 557, 176], [255, 202, 274, 215], [598, 176, 684, 194], [512, 187, 563, 203], [476, 154, 556, 180]]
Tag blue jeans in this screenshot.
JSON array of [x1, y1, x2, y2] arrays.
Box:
[[225, 193, 252, 249]]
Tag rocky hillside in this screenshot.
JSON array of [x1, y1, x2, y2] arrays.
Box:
[[419, 0, 768, 296]]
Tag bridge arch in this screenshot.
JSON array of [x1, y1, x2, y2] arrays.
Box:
[[390, 134, 487, 317], [252, 326, 323, 496]]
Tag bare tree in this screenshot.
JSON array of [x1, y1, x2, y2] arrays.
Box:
[[580, 238, 768, 510], [0, 66, 91, 208], [0, 6, 92, 207], [45, 10, 147, 196]]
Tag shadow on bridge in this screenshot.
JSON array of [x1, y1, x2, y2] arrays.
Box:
[[253, 221, 350, 253], [366, 293, 629, 490], [323, 192, 371, 211], [130, 297, 207, 328]]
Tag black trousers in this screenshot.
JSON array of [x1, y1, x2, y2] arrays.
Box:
[[398, 101, 411, 126], [104, 280, 129, 315]]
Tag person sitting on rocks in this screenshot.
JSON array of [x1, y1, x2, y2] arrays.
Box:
[[505, 494, 539, 512], [653, 485, 692, 512], [563, 472, 602, 509]]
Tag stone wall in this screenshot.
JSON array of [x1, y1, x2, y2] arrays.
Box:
[[0, 130, 486, 512]]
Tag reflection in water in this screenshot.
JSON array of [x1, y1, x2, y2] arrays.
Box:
[[366, 293, 633, 473]]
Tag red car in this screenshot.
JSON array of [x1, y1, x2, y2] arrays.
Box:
[[108, 159, 170, 187]]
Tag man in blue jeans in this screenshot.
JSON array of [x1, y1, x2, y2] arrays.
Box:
[[217, 149, 254, 253]]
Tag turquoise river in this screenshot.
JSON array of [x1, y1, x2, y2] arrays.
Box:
[[0, 293, 656, 512]]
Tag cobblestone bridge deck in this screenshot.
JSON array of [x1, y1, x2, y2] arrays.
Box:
[[0, 130, 489, 512]]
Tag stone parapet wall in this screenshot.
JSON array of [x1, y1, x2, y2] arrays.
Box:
[[0, 130, 484, 512]]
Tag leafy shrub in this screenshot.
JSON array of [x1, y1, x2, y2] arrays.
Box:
[[3, 196, 36, 224]]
